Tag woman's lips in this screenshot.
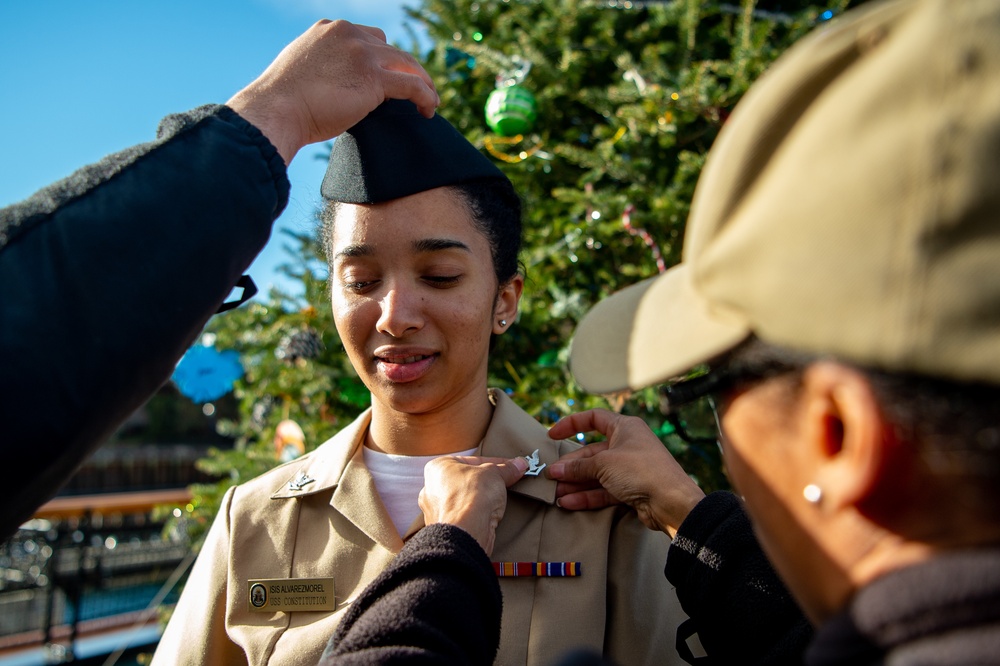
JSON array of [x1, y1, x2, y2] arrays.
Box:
[[376, 354, 437, 383]]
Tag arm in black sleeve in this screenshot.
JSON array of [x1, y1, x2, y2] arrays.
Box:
[[321, 524, 503, 665], [666, 491, 813, 665], [0, 105, 289, 539]]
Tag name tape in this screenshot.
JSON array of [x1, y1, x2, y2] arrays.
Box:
[[247, 577, 336, 612]]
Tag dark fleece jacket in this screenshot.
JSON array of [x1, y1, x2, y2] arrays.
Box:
[[322, 524, 503, 665]]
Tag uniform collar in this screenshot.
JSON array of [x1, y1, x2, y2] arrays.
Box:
[[398, 390, 561, 542], [481, 389, 559, 506], [271, 409, 403, 551], [269, 409, 371, 500]]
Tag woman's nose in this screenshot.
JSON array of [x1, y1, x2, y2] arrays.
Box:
[[376, 286, 424, 338]]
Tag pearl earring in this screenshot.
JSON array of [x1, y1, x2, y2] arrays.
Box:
[[500, 320, 507, 327], [803, 484, 823, 504]]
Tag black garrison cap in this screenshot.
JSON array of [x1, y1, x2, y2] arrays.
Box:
[[321, 99, 509, 204]]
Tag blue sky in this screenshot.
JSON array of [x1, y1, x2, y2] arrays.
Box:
[[0, 0, 423, 296]]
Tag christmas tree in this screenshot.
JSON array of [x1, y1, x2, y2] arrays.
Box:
[[176, 0, 863, 543]]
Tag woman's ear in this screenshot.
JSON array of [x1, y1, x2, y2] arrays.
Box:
[[493, 274, 523, 334], [802, 362, 900, 514]]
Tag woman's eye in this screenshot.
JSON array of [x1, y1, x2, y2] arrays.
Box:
[[343, 279, 377, 292], [424, 275, 461, 287]]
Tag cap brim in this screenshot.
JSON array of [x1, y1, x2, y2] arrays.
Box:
[[569, 264, 750, 394]]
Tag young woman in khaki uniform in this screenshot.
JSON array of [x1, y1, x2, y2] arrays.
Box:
[[153, 100, 690, 666]]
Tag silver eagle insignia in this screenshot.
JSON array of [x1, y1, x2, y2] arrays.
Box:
[[287, 472, 316, 492], [524, 449, 547, 477]]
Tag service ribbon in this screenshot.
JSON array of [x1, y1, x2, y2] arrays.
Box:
[[492, 562, 582, 577]]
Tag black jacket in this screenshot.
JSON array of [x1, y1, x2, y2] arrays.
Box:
[[0, 105, 288, 540], [323, 524, 504, 665], [666, 492, 813, 664], [806, 548, 1000, 665]]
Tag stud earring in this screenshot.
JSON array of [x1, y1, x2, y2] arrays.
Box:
[[803, 484, 823, 504], [500, 320, 507, 327]]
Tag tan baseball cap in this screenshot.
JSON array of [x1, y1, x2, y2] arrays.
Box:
[[570, 0, 1000, 395]]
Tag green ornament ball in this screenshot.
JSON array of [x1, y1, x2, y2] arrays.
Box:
[[485, 86, 537, 136]]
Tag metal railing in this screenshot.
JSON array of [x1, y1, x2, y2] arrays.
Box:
[[0, 490, 194, 663]]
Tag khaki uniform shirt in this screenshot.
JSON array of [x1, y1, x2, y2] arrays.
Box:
[[152, 390, 689, 665]]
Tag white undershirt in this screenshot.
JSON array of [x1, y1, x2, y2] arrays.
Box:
[[363, 446, 478, 537]]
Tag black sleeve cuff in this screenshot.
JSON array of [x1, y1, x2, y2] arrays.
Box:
[[203, 105, 290, 216], [666, 492, 812, 665]]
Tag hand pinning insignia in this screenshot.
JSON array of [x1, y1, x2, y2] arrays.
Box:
[[287, 472, 315, 492], [524, 449, 546, 477]]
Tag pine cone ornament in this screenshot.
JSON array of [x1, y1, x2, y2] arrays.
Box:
[[275, 328, 324, 364]]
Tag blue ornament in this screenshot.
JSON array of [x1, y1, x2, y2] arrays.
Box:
[[445, 47, 475, 81], [172, 345, 243, 403], [445, 46, 475, 69]]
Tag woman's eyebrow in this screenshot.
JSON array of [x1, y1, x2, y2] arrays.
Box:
[[414, 238, 470, 253], [335, 243, 373, 260], [334, 238, 470, 260]]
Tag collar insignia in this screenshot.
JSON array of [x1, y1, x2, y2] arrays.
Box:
[[524, 449, 547, 477], [287, 472, 316, 492]]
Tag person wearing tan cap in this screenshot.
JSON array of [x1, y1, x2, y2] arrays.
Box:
[[543, 0, 1000, 663]]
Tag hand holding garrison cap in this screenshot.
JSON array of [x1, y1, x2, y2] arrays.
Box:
[[570, 0, 1000, 393], [228, 20, 440, 165]]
